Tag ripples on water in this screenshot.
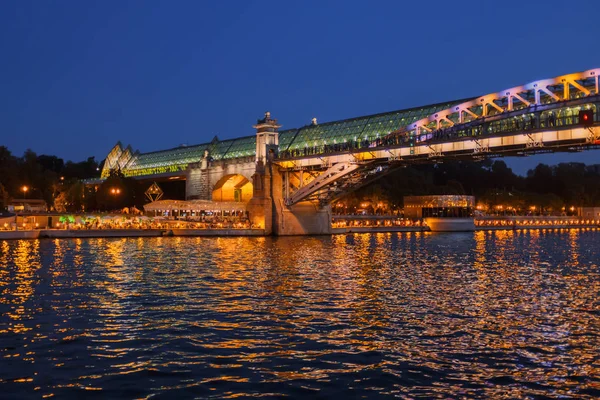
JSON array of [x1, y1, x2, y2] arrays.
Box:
[[0, 230, 599, 398]]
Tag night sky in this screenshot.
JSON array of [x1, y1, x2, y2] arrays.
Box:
[[1, 0, 599, 175]]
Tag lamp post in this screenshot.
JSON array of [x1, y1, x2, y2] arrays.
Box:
[[21, 185, 28, 199], [110, 187, 121, 210]]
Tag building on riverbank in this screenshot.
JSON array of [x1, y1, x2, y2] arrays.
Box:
[[7, 199, 47, 213], [577, 207, 600, 219]]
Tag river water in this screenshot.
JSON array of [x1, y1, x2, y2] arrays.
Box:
[[1, 230, 599, 399]]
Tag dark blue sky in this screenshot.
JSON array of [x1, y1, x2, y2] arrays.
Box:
[[1, 0, 599, 175]]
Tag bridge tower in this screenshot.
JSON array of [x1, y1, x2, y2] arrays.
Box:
[[254, 111, 280, 164], [247, 112, 332, 235], [245, 112, 280, 234]]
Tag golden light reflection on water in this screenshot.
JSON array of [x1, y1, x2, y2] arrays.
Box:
[[0, 232, 599, 398], [568, 228, 580, 268], [1, 240, 41, 334]]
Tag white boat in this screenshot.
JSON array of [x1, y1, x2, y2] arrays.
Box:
[[424, 217, 475, 232]]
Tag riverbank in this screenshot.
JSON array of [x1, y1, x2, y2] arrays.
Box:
[[1, 224, 599, 240]]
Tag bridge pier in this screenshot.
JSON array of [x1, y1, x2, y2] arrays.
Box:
[[246, 160, 274, 235], [271, 167, 332, 236], [248, 112, 333, 236], [274, 201, 333, 236], [246, 158, 332, 236]]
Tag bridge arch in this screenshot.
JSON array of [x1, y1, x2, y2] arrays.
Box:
[[211, 173, 253, 203], [408, 68, 600, 136]]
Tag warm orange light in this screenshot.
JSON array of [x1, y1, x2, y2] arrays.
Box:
[[21, 186, 28, 193]]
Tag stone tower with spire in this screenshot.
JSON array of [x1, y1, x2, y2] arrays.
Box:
[[246, 112, 281, 234]]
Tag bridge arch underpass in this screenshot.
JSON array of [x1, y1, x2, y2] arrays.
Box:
[[211, 173, 253, 203]]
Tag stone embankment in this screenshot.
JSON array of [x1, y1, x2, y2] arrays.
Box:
[[1, 220, 599, 240]]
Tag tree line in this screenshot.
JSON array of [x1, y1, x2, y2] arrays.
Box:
[[339, 159, 600, 215], [0, 146, 147, 212]]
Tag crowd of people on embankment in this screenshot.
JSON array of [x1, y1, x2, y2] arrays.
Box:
[[0, 214, 255, 232]]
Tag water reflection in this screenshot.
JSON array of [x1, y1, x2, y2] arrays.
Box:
[[0, 240, 41, 334], [0, 231, 598, 398]]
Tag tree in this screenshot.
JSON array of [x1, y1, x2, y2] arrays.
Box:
[[62, 157, 99, 180], [96, 169, 143, 211], [37, 155, 64, 174], [55, 181, 86, 212], [0, 146, 18, 197], [0, 183, 8, 210], [526, 164, 554, 194]]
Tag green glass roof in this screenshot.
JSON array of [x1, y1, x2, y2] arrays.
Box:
[[122, 135, 258, 177], [280, 100, 467, 151], [119, 98, 471, 177]]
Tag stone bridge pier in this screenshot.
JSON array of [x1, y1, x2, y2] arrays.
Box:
[[245, 112, 332, 236]]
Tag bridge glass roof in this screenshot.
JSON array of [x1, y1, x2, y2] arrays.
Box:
[[282, 101, 466, 150], [221, 136, 256, 159], [123, 136, 258, 177], [208, 138, 234, 160], [279, 129, 299, 150], [119, 98, 471, 177]]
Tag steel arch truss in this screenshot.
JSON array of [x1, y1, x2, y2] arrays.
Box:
[[284, 161, 396, 207], [408, 68, 600, 136]]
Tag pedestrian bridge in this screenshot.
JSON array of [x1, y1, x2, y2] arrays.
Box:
[[99, 68, 600, 234]]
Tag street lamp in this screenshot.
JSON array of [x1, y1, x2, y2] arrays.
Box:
[[110, 188, 121, 195], [21, 185, 29, 199]]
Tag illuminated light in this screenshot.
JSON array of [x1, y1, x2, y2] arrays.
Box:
[[579, 109, 594, 126]]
